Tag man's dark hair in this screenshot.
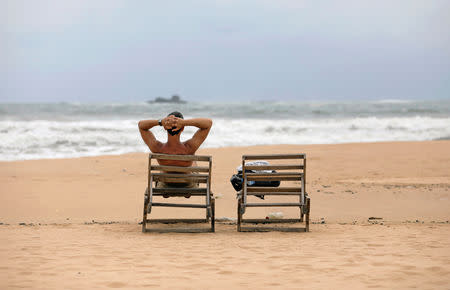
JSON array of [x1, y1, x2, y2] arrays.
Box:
[[167, 111, 184, 136], [168, 111, 184, 119]]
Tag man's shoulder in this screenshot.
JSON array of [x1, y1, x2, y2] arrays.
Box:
[[181, 141, 198, 155]]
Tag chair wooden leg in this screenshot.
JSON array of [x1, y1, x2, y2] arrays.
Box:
[[210, 198, 215, 232], [237, 198, 242, 232], [206, 197, 211, 221], [142, 189, 149, 233], [305, 197, 310, 232], [300, 206, 304, 222]]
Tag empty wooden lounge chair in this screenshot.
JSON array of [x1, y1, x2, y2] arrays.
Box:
[[142, 153, 215, 233], [237, 154, 310, 232]]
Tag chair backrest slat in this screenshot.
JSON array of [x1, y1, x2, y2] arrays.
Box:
[[246, 172, 302, 176], [243, 154, 305, 160], [245, 165, 304, 170], [246, 187, 301, 192], [246, 176, 302, 181], [153, 188, 207, 193], [150, 165, 210, 172], [152, 173, 209, 178], [153, 176, 208, 183], [151, 153, 211, 162]]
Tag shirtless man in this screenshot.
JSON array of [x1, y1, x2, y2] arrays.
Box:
[[138, 111, 212, 167]]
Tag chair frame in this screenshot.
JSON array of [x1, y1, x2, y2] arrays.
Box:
[[237, 154, 310, 232], [142, 153, 215, 233]]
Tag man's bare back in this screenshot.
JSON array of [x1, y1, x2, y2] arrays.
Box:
[[138, 111, 212, 167]]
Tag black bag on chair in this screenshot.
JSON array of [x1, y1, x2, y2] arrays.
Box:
[[230, 161, 281, 192]]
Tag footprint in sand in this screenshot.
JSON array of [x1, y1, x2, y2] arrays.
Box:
[[217, 270, 233, 275], [106, 281, 127, 288]]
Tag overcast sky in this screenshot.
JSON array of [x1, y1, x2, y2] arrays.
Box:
[[1, 0, 449, 102]]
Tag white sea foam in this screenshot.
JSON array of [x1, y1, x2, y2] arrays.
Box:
[[1, 116, 449, 161]]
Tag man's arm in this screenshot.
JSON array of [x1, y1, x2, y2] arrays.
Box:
[[177, 118, 213, 153], [138, 119, 163, 152]]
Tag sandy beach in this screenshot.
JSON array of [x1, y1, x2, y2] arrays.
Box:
[[1, 141, 449, 289]]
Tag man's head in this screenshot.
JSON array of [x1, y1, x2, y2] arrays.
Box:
[[167, 111, 184, 136]]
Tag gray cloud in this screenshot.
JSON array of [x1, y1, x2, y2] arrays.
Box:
[[1, 0, 449, 102]]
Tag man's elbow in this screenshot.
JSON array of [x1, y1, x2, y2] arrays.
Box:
[[138, 121, 145, 130], [206, 118, 213, 128]]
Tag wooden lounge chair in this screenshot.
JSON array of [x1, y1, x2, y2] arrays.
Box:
[[142, 153, 215, 233], [237, 154, 310, 232]]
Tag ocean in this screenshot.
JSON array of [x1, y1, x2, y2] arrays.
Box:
[[1, 99, 449, 161]]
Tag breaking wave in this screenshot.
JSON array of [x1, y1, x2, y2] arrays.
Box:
[[1, 100, 449, 160]]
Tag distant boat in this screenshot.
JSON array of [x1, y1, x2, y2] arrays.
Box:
[[147, 95, 187, 104]]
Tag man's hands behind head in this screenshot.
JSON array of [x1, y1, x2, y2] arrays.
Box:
[[162, 115, 184, 131]]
